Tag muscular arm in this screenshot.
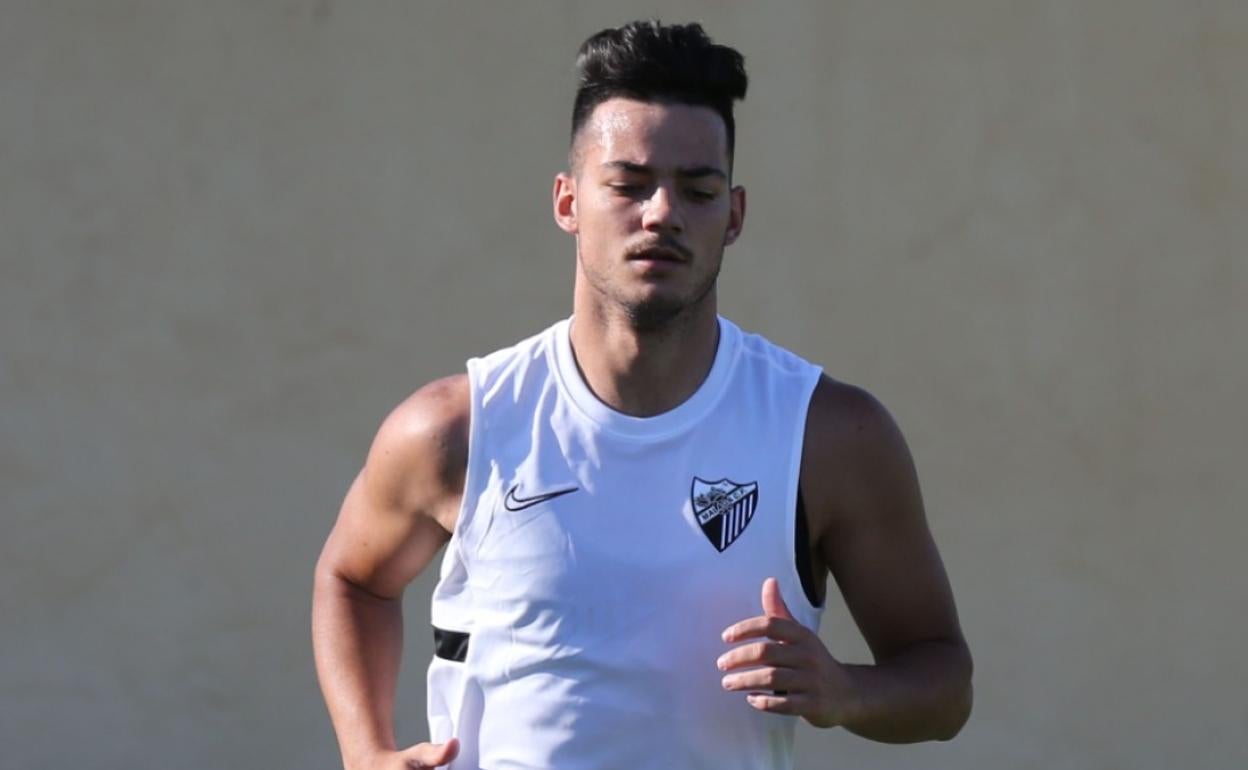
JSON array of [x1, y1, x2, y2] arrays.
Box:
[[311, 375, 468, 769], [804, 376, 973, 742]]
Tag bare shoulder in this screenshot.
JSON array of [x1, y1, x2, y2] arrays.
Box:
[[365, 373, 470, 533], [804, 375, 912, 478], [316, 374, 469, 599], [801, 375, 920, 540]]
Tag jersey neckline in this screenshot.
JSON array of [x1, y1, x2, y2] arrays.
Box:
[[549, 315, 742, 441]]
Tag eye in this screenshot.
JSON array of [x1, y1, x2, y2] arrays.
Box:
[[608, 183, 647, 197], [687, 189, 718, 202]]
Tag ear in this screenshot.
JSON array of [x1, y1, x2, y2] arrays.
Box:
[[553, 172, 578, 235], [724, 184, 746, 246]]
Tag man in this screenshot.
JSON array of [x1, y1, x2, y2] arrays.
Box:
[[313, 20, 972, 770]]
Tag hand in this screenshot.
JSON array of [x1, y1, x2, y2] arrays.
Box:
[[718, 578, 858, 728], [356, 738, 459, 769]]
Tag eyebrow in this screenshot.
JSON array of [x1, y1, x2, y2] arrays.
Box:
[[602, 161, 727, 181]]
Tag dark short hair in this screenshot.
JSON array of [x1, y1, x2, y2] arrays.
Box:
[[570, 20, 748, 165]]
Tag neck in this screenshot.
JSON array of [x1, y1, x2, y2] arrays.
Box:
[[568, 293, 720, 418]]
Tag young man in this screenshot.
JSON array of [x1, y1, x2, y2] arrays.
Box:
[[313, 21, 972, 770]]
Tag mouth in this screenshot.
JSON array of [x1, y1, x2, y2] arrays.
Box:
[[627, 245, 688, 264]]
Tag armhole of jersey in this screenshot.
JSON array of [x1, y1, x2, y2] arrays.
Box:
[[785, 367, 825, 617], [795, 488, 820, 607], [450, 358, 487, 565]]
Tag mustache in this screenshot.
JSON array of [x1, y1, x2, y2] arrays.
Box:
[[625, 237, 693, 262]]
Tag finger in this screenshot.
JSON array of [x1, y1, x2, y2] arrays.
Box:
[[721, 614, 809, 644], [721, 667, 807, 694], [402, 737, 460, 768], [746, 692, 810, 715], [761, 576, 794, 620], [716, 640, 808, 672]]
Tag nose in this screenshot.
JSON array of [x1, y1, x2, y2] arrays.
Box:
[[640, 183, 684, 234]]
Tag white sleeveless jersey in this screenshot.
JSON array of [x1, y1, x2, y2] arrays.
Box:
[[426, 316, 824, 770]]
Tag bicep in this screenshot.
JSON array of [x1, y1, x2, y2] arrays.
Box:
[[315, 376, 468, 600], [809, 384, 964, 662], [318, 469, 452, 601]]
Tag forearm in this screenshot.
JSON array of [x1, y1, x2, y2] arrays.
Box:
[[312, 568, 405, 767], [841, 638, 973, 743]]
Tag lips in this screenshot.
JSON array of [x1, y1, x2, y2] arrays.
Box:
[[628, 245, 687, 263]]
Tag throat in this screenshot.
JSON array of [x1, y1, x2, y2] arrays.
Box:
[[568, 312, 720, 418]]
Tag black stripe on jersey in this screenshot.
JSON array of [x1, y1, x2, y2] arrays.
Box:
[[433, 626, 470, 662]]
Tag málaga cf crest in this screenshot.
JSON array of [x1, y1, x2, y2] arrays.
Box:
[[690, 477, 760, 552]]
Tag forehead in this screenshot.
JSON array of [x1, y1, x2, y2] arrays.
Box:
[[578, 97, 729, 172]]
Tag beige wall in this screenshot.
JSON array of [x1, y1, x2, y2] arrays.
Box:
[[3, 2, 1244, 768]]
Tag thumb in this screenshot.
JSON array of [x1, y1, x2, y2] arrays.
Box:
[[761, 576, 794, 620], [401, 737, 459, 768]]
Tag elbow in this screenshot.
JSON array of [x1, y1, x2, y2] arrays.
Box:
[[935, 680, 972, 741], [936, 647, 974, 741]]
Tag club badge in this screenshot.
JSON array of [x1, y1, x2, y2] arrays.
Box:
[[691, 477, 759, 552]]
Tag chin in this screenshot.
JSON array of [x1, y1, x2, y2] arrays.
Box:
[[622, 294, 695, 332]]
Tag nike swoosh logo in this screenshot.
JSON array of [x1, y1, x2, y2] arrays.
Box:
[[503, 484, 580, 512]]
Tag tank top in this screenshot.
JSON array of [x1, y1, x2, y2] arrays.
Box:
[[426, 315, 824, 770]]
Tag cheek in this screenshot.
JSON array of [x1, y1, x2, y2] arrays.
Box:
[[692, 206, 733, 238], [583, 198, 638, 234], [576, 209, 627, 254]]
